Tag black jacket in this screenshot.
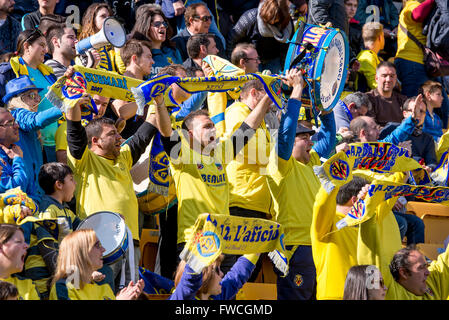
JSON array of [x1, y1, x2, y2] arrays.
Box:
[[307, 0, 349, 36], [226, 8, 290, 63]]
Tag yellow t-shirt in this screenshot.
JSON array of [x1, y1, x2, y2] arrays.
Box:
[[356, 49, 382, 90], [224, 101, 273, 215], [67, 144, 140, 240], [50, 279, 115, 300], [396, 0, 426, 64], [312, 171, 404, 300], [55, 121, 67, 152], [169, 134, 234, 244], [311, 186, 359, 300], [2, 275, 40, 300], [266, 150, 321, 246]]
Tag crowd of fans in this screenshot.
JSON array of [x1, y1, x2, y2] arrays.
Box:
[[0, 0, 448, 302]]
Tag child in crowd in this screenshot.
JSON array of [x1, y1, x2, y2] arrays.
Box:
[[169, 254, 259, 300], [0, 280, 19, 300], [38, 162, 80, 240], [343, 265, 387, 300], [421, 80, 444, 142], [356, 22, 385, 91]]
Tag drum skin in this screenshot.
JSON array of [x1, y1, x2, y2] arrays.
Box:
[[284, 23, 349, 112], [77, 211, 129, 265]]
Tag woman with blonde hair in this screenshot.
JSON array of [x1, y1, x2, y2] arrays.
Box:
[[0, 224, 40, 300], [49, 229, 144, 300]]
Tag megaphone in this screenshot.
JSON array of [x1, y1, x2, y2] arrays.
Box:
[[76, 17, 126, 55]]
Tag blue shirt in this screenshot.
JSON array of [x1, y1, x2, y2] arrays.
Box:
[[27, 66, 58, 146]]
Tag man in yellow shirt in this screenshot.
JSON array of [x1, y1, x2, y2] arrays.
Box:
[[153, 74, 274, 258], [221, 74, 273, 275], [65, 68, 159, 292], [266, 70, 336, 300]]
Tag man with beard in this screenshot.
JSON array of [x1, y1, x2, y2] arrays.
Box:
[[0, 0, 21, 56], [45, 24, 78, 78], [64, 64, 159, 291], [367, 61, 408, 127]]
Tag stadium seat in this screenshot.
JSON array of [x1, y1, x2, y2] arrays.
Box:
[[252, 254, 277, 284], [406, 201, 449, 218], [420, 214, 449, 244], [139, 228, 160, 270], [417, 243, 445, 261], [236, 283, 277, 300]]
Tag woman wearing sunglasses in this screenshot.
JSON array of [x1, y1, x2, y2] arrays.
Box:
[[0, 29, 60, 201], [2, 75, 68, 206], [169, 253, 259, 300], [129, 6, 182, 79]]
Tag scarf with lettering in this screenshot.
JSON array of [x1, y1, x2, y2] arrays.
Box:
[[180, 213, 289, 276], [314, 143, 430, 229], [131, 63, 284, 116], [203, 55, 245, 137]]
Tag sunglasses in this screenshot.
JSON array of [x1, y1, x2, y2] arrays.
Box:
[[193, 15, 212, 22], [152, 21, 169, 28], [21, 91, 40, 101], [24, 28, 44, 43]]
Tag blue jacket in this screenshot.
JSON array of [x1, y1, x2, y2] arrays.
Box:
[[278, 99, 336, 161], [11, 107, 63, 204], [150, 46, 183, 79], [0, 149, 28, 194], [169, 256, 256, 300], [423, 110, 443, 142]]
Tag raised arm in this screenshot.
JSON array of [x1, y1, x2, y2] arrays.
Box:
[[277, 69, 305, 160]]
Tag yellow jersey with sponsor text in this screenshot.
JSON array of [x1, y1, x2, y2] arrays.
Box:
[[169, 134, 234, 244], [224, 101, 274, 215]]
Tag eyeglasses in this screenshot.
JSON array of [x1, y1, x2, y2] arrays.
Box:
[[193, 15, 212, 22], [24, 28, 44, 44], [0, 119, 16, 127], [21, 91, 40, 101], [152, 21, 169, 29]]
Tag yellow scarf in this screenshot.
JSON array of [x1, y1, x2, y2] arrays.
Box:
[[180, 213, 288, 276]]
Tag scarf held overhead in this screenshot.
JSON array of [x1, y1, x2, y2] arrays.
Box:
[[180, 213, 288, 276]]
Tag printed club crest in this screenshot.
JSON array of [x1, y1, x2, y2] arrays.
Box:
[[62, 72, 87, 100], [347, 199, 366, 220], [329, 159, 350, 181]]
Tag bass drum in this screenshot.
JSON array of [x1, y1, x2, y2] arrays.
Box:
[[77, 211, 129, 265], [284, 22, 349, 112]]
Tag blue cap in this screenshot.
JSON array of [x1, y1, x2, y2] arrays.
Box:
[[2, 76, 43, 104]]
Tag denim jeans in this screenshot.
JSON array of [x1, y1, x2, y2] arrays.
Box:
[[393, 211, 425, 245], [395, 57, 449, 128]]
